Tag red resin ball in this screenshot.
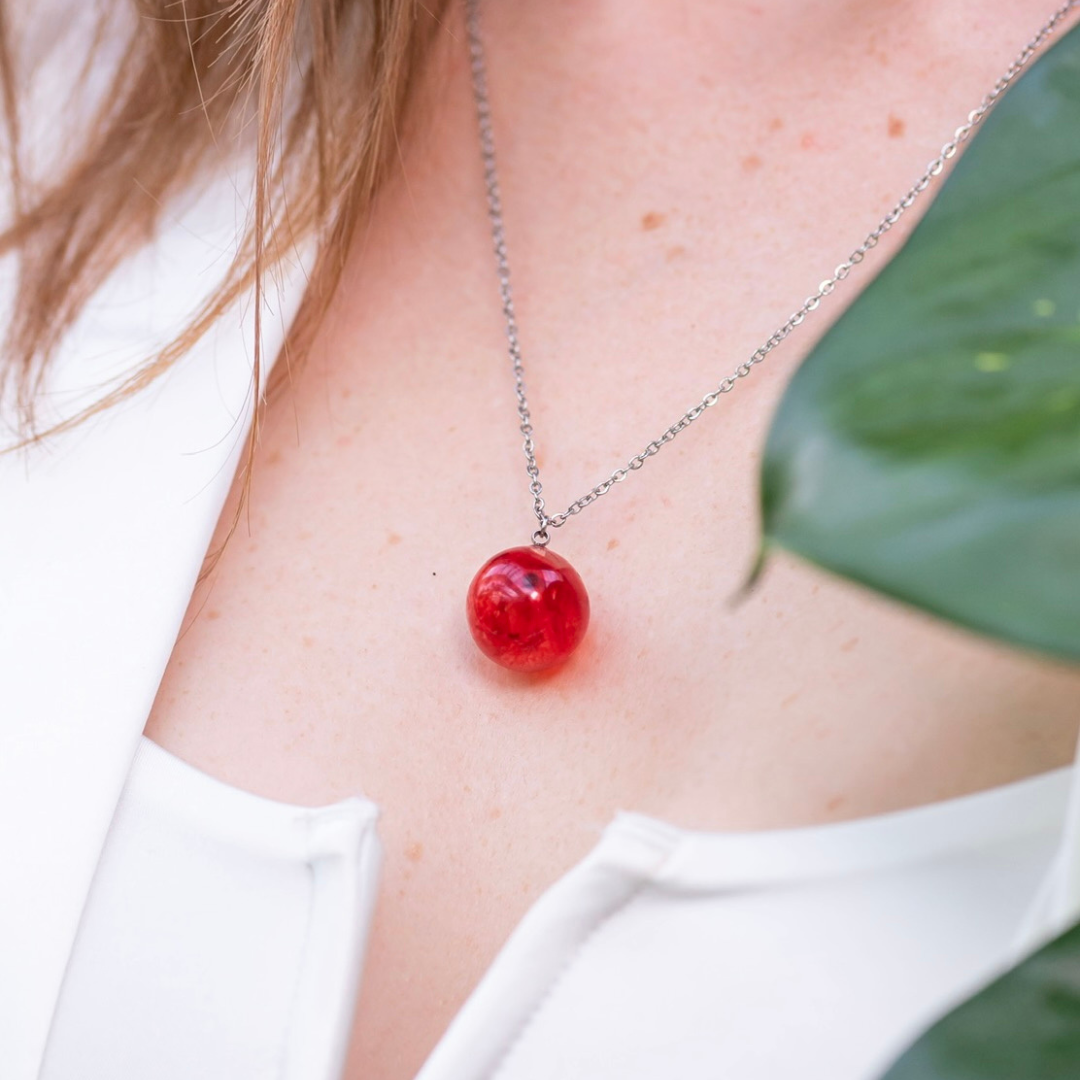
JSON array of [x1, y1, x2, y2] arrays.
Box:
[[466, 546, 590, 672]]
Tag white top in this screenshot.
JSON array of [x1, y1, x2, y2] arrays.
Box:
[[40, 736, 1076, 1080]]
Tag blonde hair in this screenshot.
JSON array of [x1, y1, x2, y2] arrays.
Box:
[[0, 0, 441, 442]]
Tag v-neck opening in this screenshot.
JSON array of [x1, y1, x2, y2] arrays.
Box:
[[128, 735, 1076, 1080]]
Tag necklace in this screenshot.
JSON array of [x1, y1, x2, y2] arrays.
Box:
[[462, 0, 1078, 673]]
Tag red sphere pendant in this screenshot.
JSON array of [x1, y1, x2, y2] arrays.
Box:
[[466, 546, 590, 672]]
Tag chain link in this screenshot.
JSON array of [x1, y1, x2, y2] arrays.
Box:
[[465, 0, 1079, 543]]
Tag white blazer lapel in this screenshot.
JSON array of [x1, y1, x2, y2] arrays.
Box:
[[0, 173, 311, 1079]]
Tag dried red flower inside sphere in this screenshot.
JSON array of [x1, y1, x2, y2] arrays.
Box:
[[466, 546, 590, 672]]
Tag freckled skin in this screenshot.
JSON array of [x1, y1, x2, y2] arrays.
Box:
[[143, 4, 1080, 1080]]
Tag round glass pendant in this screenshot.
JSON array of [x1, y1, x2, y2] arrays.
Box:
[[466, 546, 590, 672]]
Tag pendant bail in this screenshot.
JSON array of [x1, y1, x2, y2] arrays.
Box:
[[531, 525, 550, 547]]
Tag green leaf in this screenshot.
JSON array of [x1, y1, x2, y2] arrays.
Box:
[[760, 21, 1080, 660], [879, 920, 1080, 1080]]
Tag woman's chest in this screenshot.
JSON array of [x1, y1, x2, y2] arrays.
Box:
[[144, 8, 1080, 1070], [142, 295, 1080, 1080], [144, 143, 1080, 829]]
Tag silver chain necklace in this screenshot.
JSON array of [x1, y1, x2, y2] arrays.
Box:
[[462, 0, 1079, 673]]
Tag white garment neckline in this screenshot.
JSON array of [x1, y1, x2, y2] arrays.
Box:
[[74, 735, 1078, 1080], [135, 732, 1073, 888]]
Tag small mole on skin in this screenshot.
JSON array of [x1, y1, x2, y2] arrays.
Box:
[[841, 637, 859, 653], [387, 532, 402, 546], [800, 131, 819, 151], [405, 841, 424, 862], [488, 806, 503, 820], [887, 114, 906, 138], [266, 450, 282, 466], [741, 153, 763, 172], [607, 538, 620, 551], [341, 388, 353, 399], [825, 795, 847, 813], [640, 211, 666, 231], [302, 635, 315, 648], [768, 117, 784, 133], [206, 609, 221, 621]]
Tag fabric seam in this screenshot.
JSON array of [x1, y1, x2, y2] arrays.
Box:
[[488, 851, 680, 1080]]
